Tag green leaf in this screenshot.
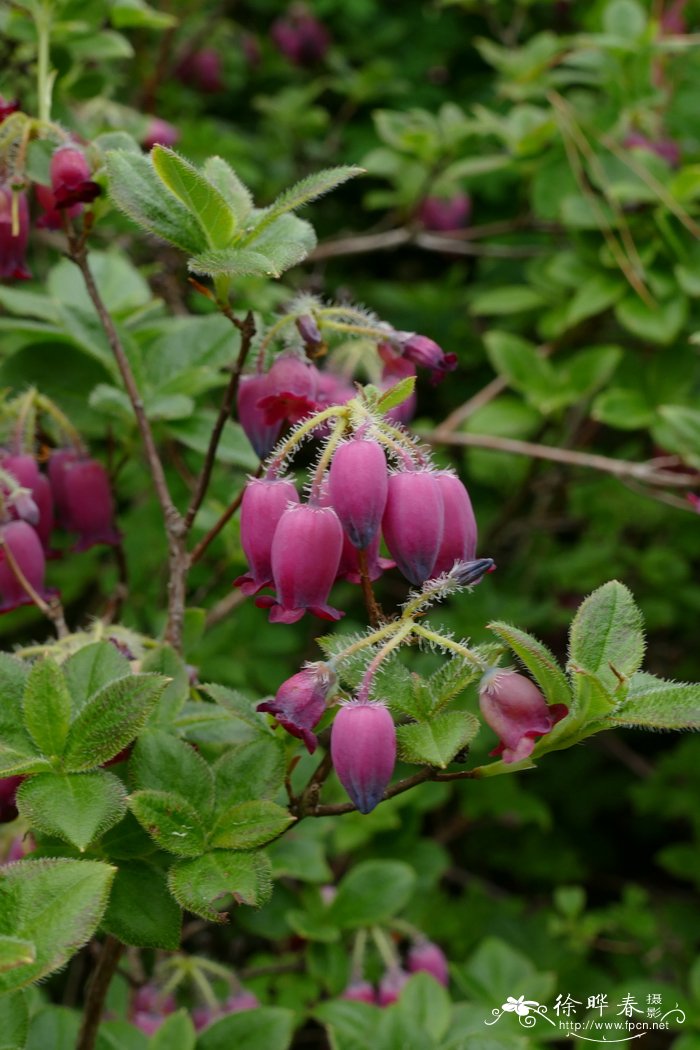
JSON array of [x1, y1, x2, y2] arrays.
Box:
[[63, 643, 131, 716], [109, 0, 177, 30], [17, 772, 127, 852], [398, 972, 452, 1042], [248, 214, 317, 274], [197, 1007, 294, 1050], [565, 272, 625, 327], [268, 833, 332, 883], [488, 622, 571, 706], [168, 850, 272, 922], [608, 672, 700, 730], [657, 405, 700, 469], [472, 286, 547, 316], [377, 376, 416, 413], [397, 713, 479, 768], [201, 157, 254, 224], [129, 790, 206, 857], [483, 330, 555, 412], [151, 148, 236, 249], [615, 295, 688, 346], [106, 151, 205, 255], [315, 1000, 379, 1050], [0, 858, 115, 993], [130, 731, 214, 815], [0, 991, 28, 1048], [250, 166, 363, 237], [202, 684, 267, 732], [0, 655, 49, 776], [209, 801, 294, 850], [141, 645, 190, 725], [327, 860, 416, 928], [0, 937, 35, 972], [102, 861, 181, 949], [22, 658, 72, 758], [568, 580, 645, 690], [460, 936, 555, 1004], [25, 1005, 81, 1050], [148, 1010, 195, 1050], [63, 673, 167, 771], [213, 738, 285, 808], [188, 248, 281, 278], [604, 0, 646, 37]]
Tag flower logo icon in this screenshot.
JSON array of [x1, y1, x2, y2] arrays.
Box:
[[501, 996, 540, 1016]]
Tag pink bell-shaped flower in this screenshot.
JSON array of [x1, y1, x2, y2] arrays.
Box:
[[0, 520, 51, 612], [479, 669, 568, 763], [377, 968, 410, 1006], [406, 940, 449, 986], [61, 458, 120, 550], [336, 530, 394, 584], [328, 438, 388, 549], [176, 47, 224, 93], [255, 503, 344, 623], [0, 186, 30, 281], [418, 192, 471, 232], [257, 662, 336, 753], [382, 470, 444, 585], [331, 700, 396, 814], [271, 9, 331, 65], [257, 352, 320, 427], [47, 448, 79, 529], [142, 117, 180, 150], [237, 374, 283, 459], [35, 183, 82, 229], [234, 477, 299, 596], [0, 775, 24, 823], [49, 146, 100, 208], [431, 471, 477, 576], [2, 454, 54, 549], [342, 981, 376, 1004]]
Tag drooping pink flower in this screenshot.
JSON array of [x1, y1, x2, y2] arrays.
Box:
[[418, 192, 471, 232], [397, 333, 457, 383], [342, 981, 376, 1004], [176, 48, 224, 93], [61, 458, 120, 550], [378, 345, 417, 425], [130, 986, 175, 1034], [624, 132, 681, 168], [381, 470, 444, 585], [49, 146, 100, 208], [224, 991, 260, 1012], [237, 374, 283, 459], [661, 0, 687, 34], [0, 186, 30, 281], [0, 776, 24, 823], [406, 941, 449, 986], [478, 669, 568, 763], [255, 503, 344, 623], [192, 990, 259, 1032], [35, 183, 82, 230], [142, 117, 180, 150], [0, 520, 51, 612], [2, 454, 54, 548], [47, 448, 80, 529], [331, 701, 396, 814], [257, 662, 336, 753], [431, 472, 477, 577], [336, 530, 394, 585], [234, 477, 299, 596], [0, 98, 20, 123], [257, 352, 320, 427], [328, 438, 388, 549], [271, 9, 331, 66], [377, 968, 409, 1006]]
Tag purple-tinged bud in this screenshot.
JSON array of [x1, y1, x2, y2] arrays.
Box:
[[35, 183, 82, 229], [328, 439, 388, 549], [237, 374, 283, 459], [331, 701, 396, 814], [296, 314, 323, 352], [61, 458, 120, 551], [0, 186, 30, 281], [382, 470, 444, 585], [624, 132, 681, 168], [377, 968, 409, 1006], [406, 941, 449, 986], [142, 117, 180, 150], [255, 503, 344, 623], [431, 472, 477, 577], [450, 557, 495, 587], [418, 192, 471, 233], [234, 477, 299, 596], [49, 146, 100, 208], [176, 48, 224, 93], [271, 9, 331, 66], [47, 448, 79, 529], [342, 981, 376, 1004], [0, 775, 24, 823], [257, 352, 320, 427], [0, 98, 20, 123], [397, 334, 457, 383], [224, 991, 259, 1012], [2, 454, 53, 542], [478, 669, 568, 763], [132, 987, 176, 1016], [0, 521, 51, 612], [257, 662, 336, 753]]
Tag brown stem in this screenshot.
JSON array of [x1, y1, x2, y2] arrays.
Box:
[[357, 548, 383, 628], [293, 751, 334, 817], [184, 310, 256, 530], [306, 766, 477, 817], [422, 430, 700, 489], [63, 221, 189, 652], [0, 535, 69, 638], [76, 935, 124, 1050]]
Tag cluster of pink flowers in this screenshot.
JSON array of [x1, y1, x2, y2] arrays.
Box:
[[271, 6, 331, 66], [130, 981, 258, 1035], [343, 939, 449, 1005], [0, 445, 120, 613]]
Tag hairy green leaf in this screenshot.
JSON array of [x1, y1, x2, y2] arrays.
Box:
[[397, 712, 479, 768], [488, 622, 571, 706], [608, 672, 700, 730], [151, 147, 236, 249], [327, 861, 415, 928], [249, 166, 363, 238], [197, 1007, 294, 1050], [129, 790, 206, 857], [202, 157, 254, 224], [102, 861, 181, 949], [0, 937, 35, 972], [17, 772, 127, 852], [130, 730, 214, 815], [209, 801, 294, 850], [568, 580, 645, 690], [22, 659, 71, 758], [168, 850, 272, 922]]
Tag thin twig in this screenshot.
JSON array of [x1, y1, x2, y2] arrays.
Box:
[[76, 935, 124, 1050], [190, 480, 251, 568], [184, 311, 255, 530], [422, 429, 700, 488], [0, 535, 69, 638], [306, 766, 477, 818], [357, 548, 383, 628], [205, 586, 247, 628]]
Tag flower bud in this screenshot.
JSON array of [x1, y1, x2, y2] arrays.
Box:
[[0, 98, 20, 123], [237, 374, 283, 459], [176, 47, 224, 93], [257, 352, 319, 427], [382, 470, 444, 585], [35, 183, 82, 230], [0, 775, 24, 823], [331, 701, 396, 814], [257, 662, 336, 753], [0, 520, 51, 612], [61, 458, 120, 551], [406, 940, 449, 986], [478, 669, 568, 763], [418, 192, 471, 233], [377, 967, 409, 1006], [296, 314, 323, 352], [2, 454, 54, 546], [378, 345, 417, 425], [397, 333, 457, 382], [342, 981, 376, 1004], [449, 557, 494, 588], [142, 117, 180, 150], [328, 438, 388, 549], [255, 504, 344, 623], [49, 146, 100, 208], [431, 472, 477, 576], [0, 186, 30, 281], [271, 9, 331, 66], [234, 477, 299, 596], [47, 448, 79, 529]]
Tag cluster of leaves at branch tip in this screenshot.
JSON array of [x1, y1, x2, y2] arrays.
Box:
[[105, 146, 364, 280]]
